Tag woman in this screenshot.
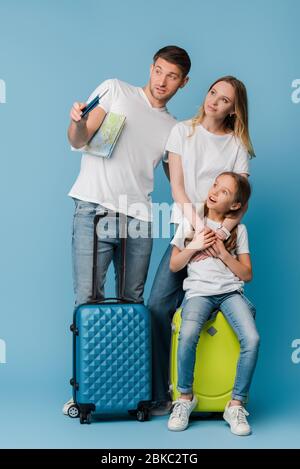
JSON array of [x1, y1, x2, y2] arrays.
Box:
[[148, 76, 255, 413]]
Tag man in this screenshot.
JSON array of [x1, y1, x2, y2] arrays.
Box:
[[63, 45, 191, 415]]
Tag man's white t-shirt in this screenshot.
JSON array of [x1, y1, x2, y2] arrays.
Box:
[[171, 217, 250, 299], [68, 79, 177, 221], [165, 120, 251, 224]]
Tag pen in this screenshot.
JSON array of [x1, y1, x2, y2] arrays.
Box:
[[81, 88, 109, 118]]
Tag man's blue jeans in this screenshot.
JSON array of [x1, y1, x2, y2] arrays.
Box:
[[72, 199, 153, 306], [178, 291, 260, 402]]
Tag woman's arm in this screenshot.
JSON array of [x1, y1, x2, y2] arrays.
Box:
[[211, 239, 252, 281], [220, 174, 249, 236], [169, 152, 204, 232]]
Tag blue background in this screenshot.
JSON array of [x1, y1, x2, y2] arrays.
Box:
[[0, 0, 299, 448]]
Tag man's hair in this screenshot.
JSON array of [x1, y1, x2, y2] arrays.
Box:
[[153, 45, 191, 78]]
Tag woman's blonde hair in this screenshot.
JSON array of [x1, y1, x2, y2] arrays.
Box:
[[189, 76, 255, 157]]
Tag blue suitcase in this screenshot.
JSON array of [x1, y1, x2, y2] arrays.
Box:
[[69, 212, 152, 424]]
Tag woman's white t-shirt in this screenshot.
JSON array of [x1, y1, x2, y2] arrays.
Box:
[[171, 217, 250, 299], [165, 120, 250, 224]]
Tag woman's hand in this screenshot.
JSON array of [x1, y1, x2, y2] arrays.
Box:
[[187, 227, 217, 251], [191, 228, 217, 261]]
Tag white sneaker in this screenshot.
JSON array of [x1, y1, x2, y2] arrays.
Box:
[[168, 395, 198, 431], [223, 401, 251, 436], [62, 398, 75, 416]]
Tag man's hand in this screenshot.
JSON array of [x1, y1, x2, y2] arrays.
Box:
[[70, 102, 88, 124], [68, 102, 106, 149]]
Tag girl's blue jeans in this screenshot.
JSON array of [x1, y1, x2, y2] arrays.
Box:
[[178, 291, 260, 402]]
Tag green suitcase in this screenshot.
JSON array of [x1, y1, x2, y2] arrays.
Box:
[[170, 308, 241, 412]]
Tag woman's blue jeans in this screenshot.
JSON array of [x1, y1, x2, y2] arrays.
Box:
[[147, 244, 187, 402], [178, 291, 260, 402]]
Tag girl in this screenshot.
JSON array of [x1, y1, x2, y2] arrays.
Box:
[[148, 76, 255, 413], [167, 172, 260, 435]]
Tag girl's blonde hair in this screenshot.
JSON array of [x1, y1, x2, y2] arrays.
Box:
[[189, 76, 255, 157]]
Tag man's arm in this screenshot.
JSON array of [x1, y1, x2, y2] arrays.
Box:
[[68, 103, 107, 149]]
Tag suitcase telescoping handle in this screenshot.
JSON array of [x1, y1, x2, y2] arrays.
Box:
[[92, 212, 137, 304]]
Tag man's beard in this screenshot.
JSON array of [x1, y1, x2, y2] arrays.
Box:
[[149, 85, 174, 102]]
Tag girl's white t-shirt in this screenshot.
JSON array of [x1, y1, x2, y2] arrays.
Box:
[[171, 217, 250, 298], [165, 120, 251, 224], [68, 78, 177, 222]]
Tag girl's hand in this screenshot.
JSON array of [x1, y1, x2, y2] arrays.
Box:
[[199, 238, 229, 259], [188, 227, 216, 251], [211, 238, 229, 260], [190, 251, 209, 262]]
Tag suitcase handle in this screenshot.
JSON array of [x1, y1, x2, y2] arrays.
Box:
[[89, 297, 143, 305], [92, 211, 127, 302]]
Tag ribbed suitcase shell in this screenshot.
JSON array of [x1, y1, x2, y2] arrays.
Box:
[[73, 302, 151, 415], [170, 308, 240, 412]]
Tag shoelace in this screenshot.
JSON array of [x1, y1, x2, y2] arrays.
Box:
[[231, 406, 249, 425], [171, 400, 191, 420]]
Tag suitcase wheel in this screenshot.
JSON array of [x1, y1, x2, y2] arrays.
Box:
[[67, 404, 80, 419], [136, 409, 149, 422], [80, 412, 92, 424]]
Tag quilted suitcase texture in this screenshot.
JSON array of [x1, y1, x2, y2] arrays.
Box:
[[69, 212, 152, 424], [169, 308, 240, 412]]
